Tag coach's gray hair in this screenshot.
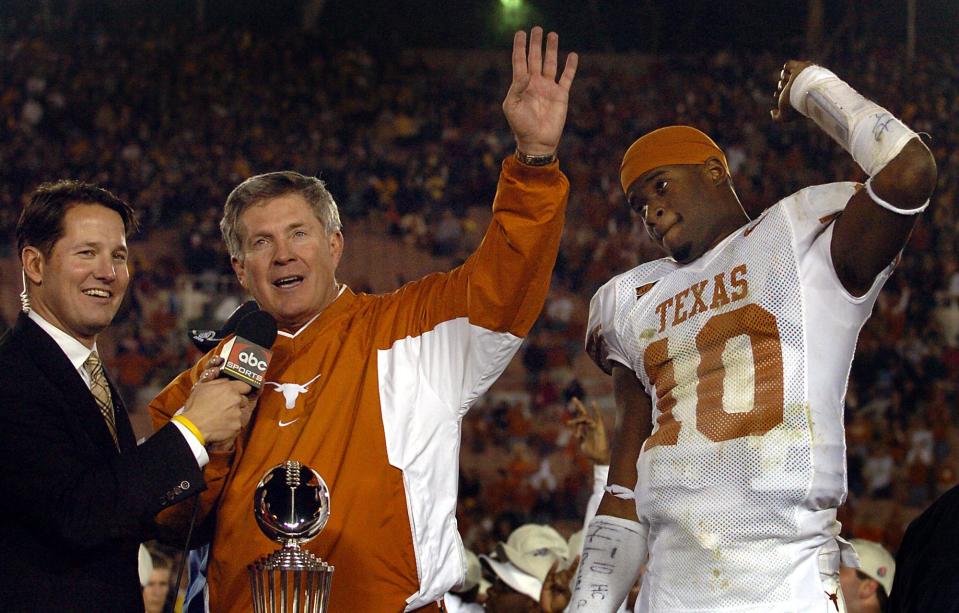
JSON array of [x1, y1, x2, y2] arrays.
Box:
[[220, 171, 343, 259]]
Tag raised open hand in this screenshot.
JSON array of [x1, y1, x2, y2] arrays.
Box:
[[503, 27, 578, 156]]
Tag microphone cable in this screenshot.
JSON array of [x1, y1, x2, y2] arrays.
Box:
[[166, 495, 201, 613]]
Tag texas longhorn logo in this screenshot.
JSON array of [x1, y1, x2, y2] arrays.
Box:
[[265, 373, 322, 409]]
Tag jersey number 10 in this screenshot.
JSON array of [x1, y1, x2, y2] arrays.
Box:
[[643, 303, 785, 449]]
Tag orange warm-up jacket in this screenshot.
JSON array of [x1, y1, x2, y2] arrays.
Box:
[[150, 156, 568, 612]]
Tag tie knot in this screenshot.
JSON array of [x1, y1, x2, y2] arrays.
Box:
[[83, 351, 102, 375]]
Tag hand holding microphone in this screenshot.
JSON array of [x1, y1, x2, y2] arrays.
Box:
[[182, 310, 278, 446], [180, 377, 252, 443]]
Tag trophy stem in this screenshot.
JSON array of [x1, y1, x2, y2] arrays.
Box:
[[249, 567, 261, 613], [267, 566, 276, 612], [292, 569, 302, 611], [248, 547, 334, 612], [320, 567, 333, 611]]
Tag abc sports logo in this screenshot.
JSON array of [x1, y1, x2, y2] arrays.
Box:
[[231, 341, 269, 372]]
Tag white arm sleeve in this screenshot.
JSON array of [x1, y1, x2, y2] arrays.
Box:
[[569, 515, 648, 612]]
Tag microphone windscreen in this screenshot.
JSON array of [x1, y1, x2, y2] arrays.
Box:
[[220, 300, 261, 337], [236, 310, 278, 349]]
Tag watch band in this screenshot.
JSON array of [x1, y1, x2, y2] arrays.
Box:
[[514, 149, 557, 166]]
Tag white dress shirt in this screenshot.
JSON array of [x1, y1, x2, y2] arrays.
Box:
[[27, 310, 208, 467]]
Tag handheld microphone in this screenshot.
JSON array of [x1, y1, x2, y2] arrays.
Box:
[[218, 310, 278, 389], [189, 300, 261, 352]]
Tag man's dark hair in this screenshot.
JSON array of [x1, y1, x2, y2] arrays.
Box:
[[16, 180, 138, 256]]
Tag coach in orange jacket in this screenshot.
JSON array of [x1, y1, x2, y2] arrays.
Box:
[[150, 27, 577, 612]]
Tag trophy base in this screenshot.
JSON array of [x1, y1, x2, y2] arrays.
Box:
[[248, 545, 334, 613]]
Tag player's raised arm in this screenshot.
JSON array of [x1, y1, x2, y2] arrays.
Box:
[[503, 26, 578, 158], [772, 59, 937, 297]]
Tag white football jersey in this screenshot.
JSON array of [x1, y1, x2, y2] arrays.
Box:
[[588, 183, 889, 612]]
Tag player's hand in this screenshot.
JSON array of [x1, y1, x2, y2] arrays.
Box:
[[503, 27, 578, 156], [540, 556, 579, 612], [771, 59, 815, 122], [567, 397, 611, 465]]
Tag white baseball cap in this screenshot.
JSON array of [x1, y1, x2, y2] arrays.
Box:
[[137, 544, 154, 587], [497, 524, 570, 581], [479, 555, 543, 602], [480, 524, 570, 602], [850, 538, 895, 596]]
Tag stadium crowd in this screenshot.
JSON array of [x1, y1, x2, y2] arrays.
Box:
[[2, 17, 958, 607]]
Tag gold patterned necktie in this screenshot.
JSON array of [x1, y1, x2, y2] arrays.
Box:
[[83, 351, 119, 448]]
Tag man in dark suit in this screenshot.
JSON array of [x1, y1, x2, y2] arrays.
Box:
[[888, 484, 959, 613], [0, 181, 252, 611]]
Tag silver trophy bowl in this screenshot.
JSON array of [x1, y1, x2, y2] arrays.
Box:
[[248, 460, 334, 613]]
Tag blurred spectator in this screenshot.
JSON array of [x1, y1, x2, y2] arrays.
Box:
[[840, 539, 894, 613], [142, 553, 172, 613]]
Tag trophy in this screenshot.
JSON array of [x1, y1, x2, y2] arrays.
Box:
[[248, 460, 334, 613]]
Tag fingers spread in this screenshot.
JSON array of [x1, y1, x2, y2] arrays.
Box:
[[559, 51, 578, 92], [512, 30, 528, 83], [543, 31, 559, 80], [528, 26, 544, 76]]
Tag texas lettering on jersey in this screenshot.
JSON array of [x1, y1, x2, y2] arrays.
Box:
[[653, 264, 748, 332]]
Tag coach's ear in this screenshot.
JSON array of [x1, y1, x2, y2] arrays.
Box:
[[231, 255, 249, 291], [327, 231, 344, 270], [704, 157, 728, 185]]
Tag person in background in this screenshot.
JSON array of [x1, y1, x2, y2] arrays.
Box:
[[888, 484, 959, 612], [840, 538, 894, 613], [142, 554, 173, 613], [444, 548, 484, 613], [481, 524, 574, 613]]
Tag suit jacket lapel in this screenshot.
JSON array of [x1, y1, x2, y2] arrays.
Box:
[[12, 314, 122, 453], [105, 372, 137, 451]]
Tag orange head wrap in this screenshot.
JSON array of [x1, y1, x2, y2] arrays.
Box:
[[619, 125, 729, 195]]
